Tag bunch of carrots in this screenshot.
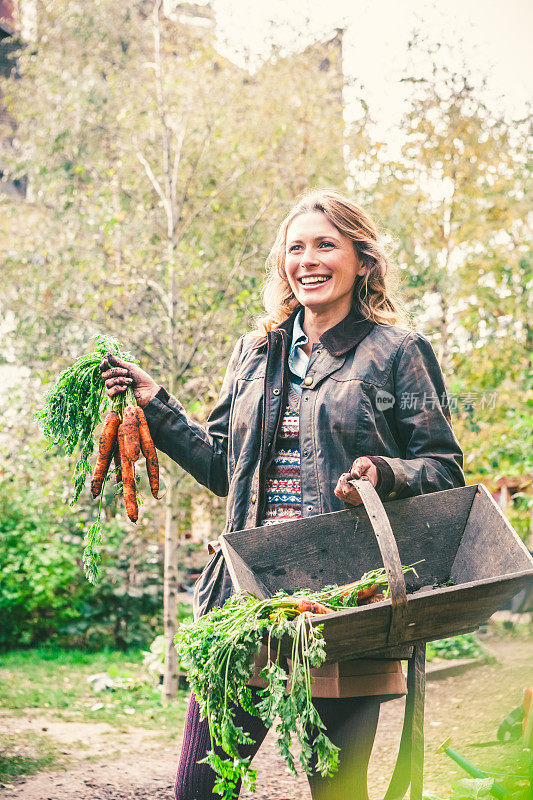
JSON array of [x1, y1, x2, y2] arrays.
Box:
[[90, 404, 159, 523], [37, 334, 163, 581]]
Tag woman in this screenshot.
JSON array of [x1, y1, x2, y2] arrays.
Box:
[[101, 189, 464, 799]]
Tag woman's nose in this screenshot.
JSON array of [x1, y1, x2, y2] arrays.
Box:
[[299, 248, 318, 267]]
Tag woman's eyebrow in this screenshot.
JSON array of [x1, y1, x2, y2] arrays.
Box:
[[287, 234, 341, 245]]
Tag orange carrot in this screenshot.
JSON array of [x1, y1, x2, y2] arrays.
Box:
[[358, 592, 385, 606], [294, 599, 332, 615], [112, 442, 122, 486], [136, 406, 160, 499], [356, 584, 379, 603], [123, 405, 140, 463], [90, 411, 120, 498], [118, 422, 138, 523]]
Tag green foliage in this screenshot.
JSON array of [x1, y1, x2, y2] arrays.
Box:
[[36, 333, 136, 503], [143, 619, 193, 679], [0, 469, 162, 651], [449, 780, 494, 800], [367, 43, 531, 531], [0, 6, 349, 697], [176, 566, 418, 797], [426, 633, 486, 662], [425, 773, 529, 800], [176, 592, 334, 797]]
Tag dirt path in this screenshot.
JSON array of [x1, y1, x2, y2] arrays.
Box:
[[1, 636, 531, 800]]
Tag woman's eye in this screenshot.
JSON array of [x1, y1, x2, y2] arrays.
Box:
[[319, 241, 334, 248], [288, 245, 302, 253]]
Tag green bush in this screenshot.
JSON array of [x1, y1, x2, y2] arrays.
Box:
[[0, 470, 163, 651], [426, 633, 485, 661]]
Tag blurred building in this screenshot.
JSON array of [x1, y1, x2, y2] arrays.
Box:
[[0, 0, 24, 197], [1, 0, 345, 202]]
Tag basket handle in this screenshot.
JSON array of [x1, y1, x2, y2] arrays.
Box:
[[348, 477, 408, 645]]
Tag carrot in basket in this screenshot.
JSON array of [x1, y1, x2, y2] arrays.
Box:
[[117, 422, 138, 523], [294, 599, 333, 615], [356, 583, 379, 603], [136, 406, 160, 499], [123, 405, 140, 463], [90, 411, 120, 498], [358, 592, 385, 606]]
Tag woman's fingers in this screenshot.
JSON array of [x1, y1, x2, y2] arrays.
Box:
[[349, 456, 372, 479], [105, 377, 133, 398], [334, 472, 363, 506], [99, 355, 160, 407], [101, 367, 131, 381], [348, 457, 378, 486], [98, 357, 134, 398], [334, 457, 379, 506], [100, 354, 130, 374]]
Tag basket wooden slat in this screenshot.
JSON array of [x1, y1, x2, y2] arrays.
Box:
[[219, 484, 533, 662]]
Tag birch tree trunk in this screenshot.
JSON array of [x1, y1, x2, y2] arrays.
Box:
[[162, 460, 180, 701]]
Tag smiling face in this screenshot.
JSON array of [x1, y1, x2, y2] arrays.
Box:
[[284, 211, 365, 318]]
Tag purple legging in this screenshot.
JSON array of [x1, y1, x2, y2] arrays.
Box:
[[174, 692, 380, 800]]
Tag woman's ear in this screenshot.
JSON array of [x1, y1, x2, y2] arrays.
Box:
[[356, 262, 366, 277]]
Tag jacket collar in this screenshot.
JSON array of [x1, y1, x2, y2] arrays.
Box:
[[319, 306, 375, 357], [262, 305, 376, 356], [254, 305, 374, 357]]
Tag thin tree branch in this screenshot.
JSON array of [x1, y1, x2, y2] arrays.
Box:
[[175, 199, 270, 379], [181, 167, 246, 235], [175, 123, 212, 228], [57, 307, 172, 373], [102, 275, 169, 316], [152, 0, 176, 240], [171, 124, 186, 216], [136, 148, 172, 221]]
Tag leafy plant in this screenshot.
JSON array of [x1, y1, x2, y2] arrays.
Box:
[[177, 593, 334, 798], [143, 613, 193, 681], [451, 778, 495, 799], [36, 333, 136, 502], [426, 633, 486, 662], [36, 334, 138, 580], [176, 565, 419, 798], [0, 470, 163, 651]]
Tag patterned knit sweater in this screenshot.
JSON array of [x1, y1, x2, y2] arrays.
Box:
[[260, 386, 302, 526]]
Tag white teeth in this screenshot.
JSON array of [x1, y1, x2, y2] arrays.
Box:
[[300, 276, 330, 285]]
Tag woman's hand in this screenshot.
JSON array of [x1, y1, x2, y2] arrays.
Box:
[[334, 457, 378, 506], [99, 354, 160, 408]]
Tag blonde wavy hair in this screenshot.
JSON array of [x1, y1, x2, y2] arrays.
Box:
[[257, 189, 406, 334]]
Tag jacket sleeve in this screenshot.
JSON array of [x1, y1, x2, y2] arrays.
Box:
[[142, 336, 246, 497], [377, 332, 465, 499]]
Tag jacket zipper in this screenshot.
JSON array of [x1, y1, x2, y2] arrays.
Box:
[[254, 330, 288, 526]]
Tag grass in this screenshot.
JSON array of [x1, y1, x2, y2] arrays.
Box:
[[0, 731, 61, 784], [0, 634, 531, 795], [0, 646, 188, 731]]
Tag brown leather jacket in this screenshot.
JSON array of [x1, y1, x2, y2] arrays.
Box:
[[143, 306, 464, 620]]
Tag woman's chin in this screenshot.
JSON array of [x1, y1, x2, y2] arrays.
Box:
[[297, 294, 338, 313], [295, 288, 331, 307]]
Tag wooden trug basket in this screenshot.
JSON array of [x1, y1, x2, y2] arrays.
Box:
[[219, 483, 533, 662]]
